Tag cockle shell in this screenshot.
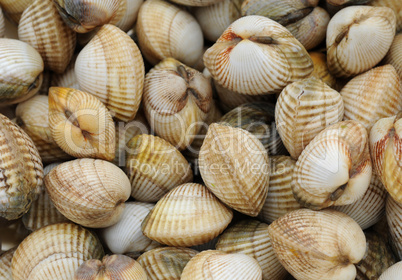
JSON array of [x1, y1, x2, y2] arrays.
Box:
[[386, 196, 402, 260], [276, 77, 344, 159], [0, 38, 43, 105], [0, 114, 43, 220], [292, 120, 372, 210], [0, 0, 34, 23], [0, 248, 15, 279], [75, 24, 145, 122], [11, 223, 104, 280], [268, 209, 366, 280], [136, 0, 204, 67], [370, 0, 402, 32], [45, 159, 131, 228], [309, 52, 337, 89], [51, 54, 80, 90], [137, 247, 199, 280], [141, 183, 233, 247], [181, 250, 263, 280], [199, 123, 270, 216], [48, 87, 116, 161], [18, 0, 76, 74], [216, 220, 288, 280], [143, 58, 212, 150], [384, 33, 402, 80], [115, 0, 143, 31], [379, 261, 402, 280], [204, 15, 313, 95], [327, 6, 396, 78]]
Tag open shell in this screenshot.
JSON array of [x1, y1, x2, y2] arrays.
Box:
[[386, 196, 402, 260]]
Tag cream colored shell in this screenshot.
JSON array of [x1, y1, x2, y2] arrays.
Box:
[[379, 261, 402, 280], [370, 0, 402, 32]]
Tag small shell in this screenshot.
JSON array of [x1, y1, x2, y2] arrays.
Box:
[[11, 223, 104, 280], [181, 250, 263, 280], [0, 0, 34, 23], [115, 0, 143, 31], [268, 209, 366, 280], [74, 255, 147, 280], [137, 247, 199, 280], [383, 33, 402, 80], [48, 87, 116, 161], [292, 120, 372, 210], [327, 6, 396, 78], [309, 52, 337, 89], [141, 183, 233, 247], [204, 15, 313, 95], [370, 0, 402, 32], [386, 196, 402, 260], [0, 248, 15, 279], [44, 159, 131, 228], [75, 24, 145, 122], [275, 77, 344, 159], [199, 123, 270, 216], [379, 261, 402, 280]]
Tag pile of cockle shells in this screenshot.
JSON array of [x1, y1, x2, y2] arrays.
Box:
[[0, 0, 402, 279]]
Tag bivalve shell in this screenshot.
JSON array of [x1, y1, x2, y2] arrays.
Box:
[[51, 54, 80, 90], [370, 0, 402, 32], [379, 261, 402, 280], [0, 248, 15, 279], [386, 196, 402, 260], [115, 0, 143, 31], [0, 0, 34, 23], [384, 33, 402, 80]]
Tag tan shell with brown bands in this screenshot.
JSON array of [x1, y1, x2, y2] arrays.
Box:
[[370, 0, 402, 32], [11, 223, 104, 280], [216, 220, 288, 280], [0, 248, 15, 279], [384, 34, 402, 80], [115, 0, 143, 31], [379, 262, 402, 280], [141, 183, 233, 247], [309, 52, 337, 89], [0, 0, 34, 23], [268, 209, 366, 280], [276, 76, 344, 159], [386, 196, 402, 260]]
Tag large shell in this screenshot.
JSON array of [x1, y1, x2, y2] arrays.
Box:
[[141, 183, 233, 247], [0, 38, 43, 105], [216, 220, 288, 280], [18, 0, 76, 74], [48, 87, 116, 161], [292, 120, 372, 210], [75, 24, 144, 122], [115, 0, 143, 31], [199, 123, 270, 216], [143, 58, 212, 150], [0, 0, 34, 23], [136, 0, 204, 67], [0, 248, 15, 279], [309, 51, 337, 89], [370, 0, 402, 32], [268, 209, 366, 280], [0, 114, 43, 220], [386, 196, 402, 260], [44, 159, 131, 228], [327, 6, 396, 78], [11, 223, 104, 280], [276, 77, 344, 159], [384, 33, 402, 80], [379, 262, 402, 280]]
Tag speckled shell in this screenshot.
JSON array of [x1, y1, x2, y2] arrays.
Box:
[[292, 121, 372, 210], [268, 209, 366, 280], [384, 34, 402, 80], [386, 196, 402, 260], [379, 261, 402, 280], [199, 123, 270, 216], [0, 248, 15, 279], [0, 0, 34, 23], [276, 77, 344, 159], [0, 113, 43, 220], [0, 38, 43, 105], [75, 24, 144, 122], [327, 6, 396, 78], [216, 220, 288, 280], [11, 223, 104, 280], [204, 15, 313, 95], [370, 0, 402, 32], [141, 183, 233, 247], [44, 159, 131, 228], [137, 247, 199, 280], [115, 0, 143, 31], [309, 52, 337, 89], [136, 0, 204, 67]]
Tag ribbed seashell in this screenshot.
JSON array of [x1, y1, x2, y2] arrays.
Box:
[[0, 114, 43, 220], [11, 223, 104, 280], [309, 52, 337, 89], [276, 77, 344, 159], [48, 87, 116, 161], [332, 173, 387, 230], [384, 34, 402, 80], [0, 38, 43, 105], [115, 0, 143, 31], [74, 255, 147, 280], [52, 0, 123, 33], [143, 58, 212, 150], [259, 156, 301, 224], [220, 102, 287, 156], [181, 250, 263, 280], [51, 54, 80, 90], [100, 202, 161, 254], [193, 0, 242, 42], [199, 123, 269, 216], [0, 7, 5, 38], [126, 134, 193, 202], [45, 159, 131, 228], [204, 15, 313, 95], [379, 261, 402, 280], [15, 95, 72, 164], [386, 196, 402, 260], [370, 114, 402, 203], [268, 209, 366, 280], [0, 248, 15, 278], [18, 0, 76, 74], [137, 247, 199, 280], [292, 120, 372, 210], [0, 0, 34, 23], [327, 6, 396, 78], [142, 183, 233, 247], [341, 65, 402, 132], [216, 220, 288, 280], [75, 24, 144, 122], [370, 0, 402, 32]]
